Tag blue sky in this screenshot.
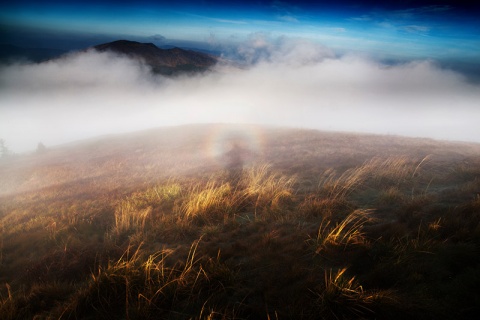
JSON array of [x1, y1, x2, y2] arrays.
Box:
[[1, 1, 479, 65]]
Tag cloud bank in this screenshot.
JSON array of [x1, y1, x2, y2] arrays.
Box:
[[1, 37, 479, 152]]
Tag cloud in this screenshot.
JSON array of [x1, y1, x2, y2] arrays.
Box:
[[271, 0, 300, 23], [376, 21, 430, 34], [212, 18, 247, 25], [350, 5, 450, 34], [354, 5, 452, 22], [149, 34, 167, 42], [350, 15, 372, 22], [328, 27, 347, 33], [392, 5, 452, 18], [224, 33, 335, 65], [277, 15, 298, 23], [0, 50, 154, 91], [401, 25, 430, 34], [1, 37, 479, 152]]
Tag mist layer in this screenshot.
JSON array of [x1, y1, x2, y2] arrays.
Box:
[[1, 37, 479, 152]]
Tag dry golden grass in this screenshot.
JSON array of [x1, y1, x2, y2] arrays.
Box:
[[114, 204, 152, 236], [311, 267, 397, 319], [241, 164, 296, 215], [308, 209, 374, 253], [180, 181, 238, 222], [317, 166, 368, 201], [56, 238, 244, 319], [111, 183, 182, 236], [1, 124, 480, 319]]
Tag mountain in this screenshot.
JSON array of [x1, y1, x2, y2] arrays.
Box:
[[92, 40, 218, 75], [0, 44, 67, 63]]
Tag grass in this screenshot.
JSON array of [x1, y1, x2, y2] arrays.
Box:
[[241, 164, 296, 215], [1, 124, 480, 319], [307, 209, 374, 254], [310, 268, 397, 319], [181, 181, 238, 223]]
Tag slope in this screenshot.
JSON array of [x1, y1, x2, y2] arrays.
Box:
[[1, 124, 480, 319], [93, 40, 218, 75]]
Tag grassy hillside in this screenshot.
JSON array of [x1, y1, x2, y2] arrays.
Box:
[[1, 124, 480, 319]]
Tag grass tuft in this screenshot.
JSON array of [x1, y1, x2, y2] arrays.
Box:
[[308, 209, 374, 253], [181, 181, 238, 223], [311, 267, 396, 319], [241, 164, 296, 215]]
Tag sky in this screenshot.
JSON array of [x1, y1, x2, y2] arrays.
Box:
[[0, 1, 480, 152], [2, 1, 479, 62]]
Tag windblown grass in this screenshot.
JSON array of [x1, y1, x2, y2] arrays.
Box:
[[317, 166, 367, 201], [112, 183, 182, 236], [1, 125, 480, 319], [307, 209, 374, 253], [58, 239, 242, 319], [180, 181, 239, 223], [310, 268, 397, 319], [241, 164, 296, 215]]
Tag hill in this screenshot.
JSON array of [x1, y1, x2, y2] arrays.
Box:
[[1, 124, 480, 319], [2, 124, 479, 197], [93, 40, 218, 75], [0, 44, 67, 63]]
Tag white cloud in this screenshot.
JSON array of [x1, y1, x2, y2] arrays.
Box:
[[1, 37, 479, 153], [401, 25, 430, 34], [212, 18, 248, 25], [277, 15, 298, 23], [229, 33, 335, 65], [350, 15, 372, 22], [392, 5, 452, 18], [0, 50, 155, 91], [271, 0, 300, 22]]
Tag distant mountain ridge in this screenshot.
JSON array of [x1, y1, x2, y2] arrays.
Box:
[[93, 40, 218, 75], [0, 44, 67, 63]]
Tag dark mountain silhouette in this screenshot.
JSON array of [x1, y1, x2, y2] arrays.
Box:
[[93, 40, 218, 75], [0, 44, 67, 63]]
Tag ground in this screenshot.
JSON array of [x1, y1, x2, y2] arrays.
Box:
[[1, 124, 480, 319]]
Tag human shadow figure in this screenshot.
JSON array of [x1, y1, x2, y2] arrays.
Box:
[[225, 141, 245, 187]]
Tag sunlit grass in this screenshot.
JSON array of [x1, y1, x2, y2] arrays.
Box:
[[180, 181, 238, 223], [1, 125, 480, 319], [307, 209, 374, 253], [58, 238, 242, 319], [311, 268, 397, 319], [241, 164, 296, 215], [317, 166, 367, 201], [112, 183, 182, 236]]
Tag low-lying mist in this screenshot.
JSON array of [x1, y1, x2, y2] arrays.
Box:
[[1, 37, 479, 153]]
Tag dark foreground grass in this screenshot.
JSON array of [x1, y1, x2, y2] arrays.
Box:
[[1, 124, 480, 319]]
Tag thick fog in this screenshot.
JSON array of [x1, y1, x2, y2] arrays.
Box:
[[1, 37, 479, 152]]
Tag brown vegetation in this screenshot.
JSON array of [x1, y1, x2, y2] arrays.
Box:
[[1, 124, 480, 319]]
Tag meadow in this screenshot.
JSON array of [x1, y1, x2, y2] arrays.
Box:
[[1, 124, 479, 319]]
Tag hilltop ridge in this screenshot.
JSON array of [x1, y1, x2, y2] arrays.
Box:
[[2, 124, 480, 197], [92, 40, 218, 75]]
